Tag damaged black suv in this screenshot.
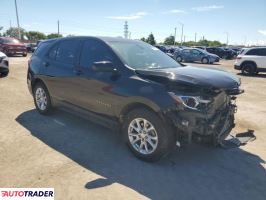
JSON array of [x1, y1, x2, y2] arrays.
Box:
[[27, 37, 243, 162]]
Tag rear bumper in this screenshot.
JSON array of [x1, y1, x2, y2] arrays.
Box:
[[5, 49, 27, 55]]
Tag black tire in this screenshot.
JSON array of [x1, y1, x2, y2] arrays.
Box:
[[201, 57, 209, 64], [0, 71, 9, 77], [122, 108, 175, 162], [33, 82, 52, 115], [241, 63, 256, 76], [176, 56, 182, 62], [23, 53, 27, 57]]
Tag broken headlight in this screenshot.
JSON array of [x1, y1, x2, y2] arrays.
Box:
[[169, 92, 211, 110]]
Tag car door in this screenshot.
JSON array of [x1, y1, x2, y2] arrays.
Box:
[[256, 48, 266, 69], [182, 49, 192, 61], [71, 38, 122, 117], [41, 39, 81, 103], [191, 49, 201, 62]]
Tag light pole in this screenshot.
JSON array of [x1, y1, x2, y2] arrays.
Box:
[[174, 27, 177, 45], [179, 22, 184, 46], [225, 32, 229, 46], [14, 0, 21, 39]]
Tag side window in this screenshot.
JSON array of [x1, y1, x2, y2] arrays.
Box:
[[48, 44, 58, 60], [34, 42, 51, 56], [183, 49, 190, 54], [261, 48, 266, 56], [246, 49, 259, 56], [56, 40, 80, 64], [192, 49, 200, 55], [80, 40, 115, 68]]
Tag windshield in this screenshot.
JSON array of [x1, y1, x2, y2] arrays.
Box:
[[107, 40, 181, 69], [2, 38, 21, 44]]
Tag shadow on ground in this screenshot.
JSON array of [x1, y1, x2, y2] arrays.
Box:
[[16, 109, 266, 200], [237, 73, 266, 79]]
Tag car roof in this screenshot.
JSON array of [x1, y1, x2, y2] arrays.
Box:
[[45, 36, 135, 43]]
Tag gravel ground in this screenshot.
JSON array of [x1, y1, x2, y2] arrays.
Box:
[[0, 56, 265, 200]]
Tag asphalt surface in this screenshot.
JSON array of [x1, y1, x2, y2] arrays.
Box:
[[0, 56, 266, 200]]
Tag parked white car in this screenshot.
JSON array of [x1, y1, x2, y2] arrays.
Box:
[[0, 51, 9, 76], [234, 47, 266, 75]]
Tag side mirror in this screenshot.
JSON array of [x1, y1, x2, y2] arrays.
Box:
[[92, 61, 117, 73]]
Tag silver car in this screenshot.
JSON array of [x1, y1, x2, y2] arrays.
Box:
[[174, 48, 220, 64], [0, 51, 9, 76]]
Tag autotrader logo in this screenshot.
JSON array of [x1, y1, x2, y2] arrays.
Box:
[[0, 188, 54, 199]]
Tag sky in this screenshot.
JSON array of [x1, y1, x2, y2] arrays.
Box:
[[0, 0, 266, 45]]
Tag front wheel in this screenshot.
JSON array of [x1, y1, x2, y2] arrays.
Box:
[[176, 56, 182, 62], [201, 57, 209, 64], [33, 82, 53, 115], [122, 108, 175, 162]]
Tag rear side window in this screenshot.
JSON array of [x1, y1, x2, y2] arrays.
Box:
[[56, 40, 80, 64], [245, 48, 264, 56], [80, 39, 115, 68], [261, 48, 266, 56]]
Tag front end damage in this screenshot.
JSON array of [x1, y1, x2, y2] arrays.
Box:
[[164, 87, 244, 146]]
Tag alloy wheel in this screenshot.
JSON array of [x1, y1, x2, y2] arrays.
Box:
[[128, 118, 158, 155], [35, 87, 47, 111]]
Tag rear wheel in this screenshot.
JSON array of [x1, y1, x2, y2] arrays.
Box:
[[122, 108, 175, 162], [33, 82, 52, 115], [22, 53, 27, 57], [241, 63, 256, 76]]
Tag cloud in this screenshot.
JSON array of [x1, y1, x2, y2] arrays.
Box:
[[258, 30, 266, 36], [192, 5, 224, 12], [106, 12, 149, 20], [162, 9, 186, 14]]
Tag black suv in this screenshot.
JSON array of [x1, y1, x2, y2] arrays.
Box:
[[206, 47, 235, 59], [27, 37, 243, 161]]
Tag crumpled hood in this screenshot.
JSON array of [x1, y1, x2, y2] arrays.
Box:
[[135, 66, 241, 90]]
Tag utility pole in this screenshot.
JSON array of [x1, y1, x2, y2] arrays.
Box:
[[57, 20, 60, 36], [194, 32, 197, 44], [179, 22, 184, 45], [124, 21, 128, 39], [225, 32, 229, 46], [14, 0, 21, 39], [174, 27, 177, 45]]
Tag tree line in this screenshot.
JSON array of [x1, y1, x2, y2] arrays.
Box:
[[0, 26, 225, 47], [0, 27, 62, 40], [140, 33, 226, 47]]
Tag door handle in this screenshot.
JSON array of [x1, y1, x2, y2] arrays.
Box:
[[74, 69, 83, 75]]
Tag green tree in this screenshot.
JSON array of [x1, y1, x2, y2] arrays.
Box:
[[164, 35, 175, 45], [146, 33, 156, 45], [47, 33, 63, 39], [140, 37, 146, 42], [0, 26, 3, 36], [26, 31, 46, 41], [3, 27, 27, 39]]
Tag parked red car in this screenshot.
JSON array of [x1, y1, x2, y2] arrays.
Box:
[[0, 37, 27, 57]]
